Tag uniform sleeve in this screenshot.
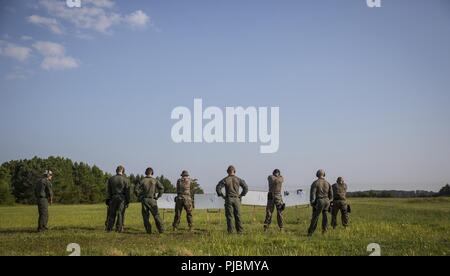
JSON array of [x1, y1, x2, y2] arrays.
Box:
[[216, 179, 225, 197], [124, 178, 131, 204], [107, 179, 112, 200], [310, 182, 317, 205], [239, 178, 249, 197], [156, 180, 164, 198], [267, 176, 272, 191], [176, 179, 181, 195], [328, 182, 333, 200], [46, 181, 54, 199]]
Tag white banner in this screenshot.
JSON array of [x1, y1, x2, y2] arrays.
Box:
[[241, 191, 267, 206], [194, 194, 224, 209], [283, 188, 309, 207], [158, 194, 176, 209], [155, 188, 309, 209]]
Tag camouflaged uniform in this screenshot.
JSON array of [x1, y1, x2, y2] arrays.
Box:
[[331, 182, 349, 228], [106, 174, 130, 232], [216, 175, 248, 233], [264, 175, 284, 229], [135, 176, 164, 234], [34, 178, 53, 231], [172, 176, 194, 230], [307, 178, 333, 235]]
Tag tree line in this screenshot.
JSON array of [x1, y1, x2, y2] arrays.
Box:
[[347, 186, 450, 198], [1, 156, 449, 205], [0, 156, 204, 205]]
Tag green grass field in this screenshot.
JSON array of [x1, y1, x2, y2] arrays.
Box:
[[1, 198, 449, 256]]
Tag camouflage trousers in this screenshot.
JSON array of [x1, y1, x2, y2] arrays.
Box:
[[37, 198, 49, 231], [264, 193, 284, 229], [106, 195, 126, 232], [172, 196, 193, 228], [141, 198, 164, 234], [224, 197, 243, 233], [308, 198, 330, 235], [331, 200, 349, 228]]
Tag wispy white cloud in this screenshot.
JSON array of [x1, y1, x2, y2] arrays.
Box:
[[32, 41, 79, 70], [38, 0, 151, 34], [0, 40, 32, 62], [28, 15, 64, 34], [125, 10, 150, 28]]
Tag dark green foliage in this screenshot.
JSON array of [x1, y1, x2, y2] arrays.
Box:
[[0, 156, 205, 205], [0, 166, 14, 205], [156, 175, 176, 194], [438, 184, 450, 197]]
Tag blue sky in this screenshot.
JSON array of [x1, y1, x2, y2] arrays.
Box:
[[1, 0, 449, 192]]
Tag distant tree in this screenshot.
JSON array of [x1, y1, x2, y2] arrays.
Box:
[[157, 175, 176, 193], [438, 184, 450, 197], [0, 166, 14, 205], [1, 156, 110, 204], [190, 179, 204, 195]]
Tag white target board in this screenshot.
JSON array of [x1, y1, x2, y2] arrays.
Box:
[[155, 188, 309, 209], [283, 188, 309, 207], [241, 191, 267, 206], [194, 194, 224, 209], [157, 193, 176, 209]]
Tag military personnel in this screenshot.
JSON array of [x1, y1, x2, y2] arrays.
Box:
[[106, 165, 130, 233], [104, 197, 126, 230], [35, 170, 54, 232], [134, 167, 164, 234], [263, 169, 285, 231], [331, 177, 349, 229], [172, 170, 194, 231], [216, 165, 249, 234], [307, 169, 333, 236]]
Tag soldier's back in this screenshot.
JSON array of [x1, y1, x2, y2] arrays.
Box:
[[109, 175, 128, 196], [332, 183, 347, 201], [313, 179, 331, 199], [222, 176, 242, 197], [177, 178, 191, 196], [139, 177, 157, 198]]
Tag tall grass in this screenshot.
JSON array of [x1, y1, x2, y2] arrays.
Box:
[[0, 198, 449, 256]]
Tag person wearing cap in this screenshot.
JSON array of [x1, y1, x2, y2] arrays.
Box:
[[34, 170, 54, 232], [134, 167, 164, 234], [172, 170, 195, 231], [307, 169, 333, 236], [106, 165, 130, 233], [216, 165, 249, 234], [263, 169, 285, 232]]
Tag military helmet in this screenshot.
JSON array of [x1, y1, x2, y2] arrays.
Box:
[[316, 169, 326, 178], [181, 170, 189, 177], [337, 177, 344, 184]]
